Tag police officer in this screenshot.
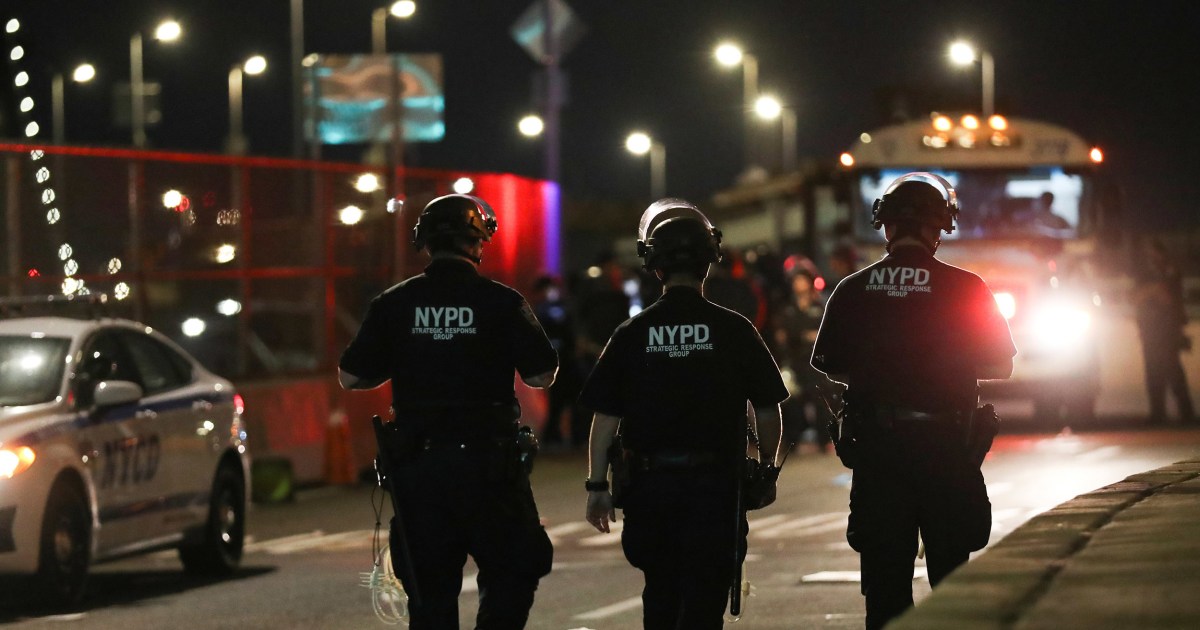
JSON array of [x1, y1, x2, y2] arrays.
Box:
[[338, 194, 559, 630], [581, 198, 790, 629], [811, 173, 1016, 630]]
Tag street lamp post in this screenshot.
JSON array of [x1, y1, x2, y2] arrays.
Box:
[[372, 0, 417, 54], [754, 94, 797, 173], [130, 20, 181, 148], [949, 41, 995, 118], [714, 42, 760, 170], [626, 132, 666, 200], [227, 55, 267, 155], [51, 63, 95, 145]]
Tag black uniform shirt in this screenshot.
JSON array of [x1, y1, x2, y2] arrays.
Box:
[[339, 258, 558, 410], [579, 286, 789, 460], [811, 245, 1016, 412]]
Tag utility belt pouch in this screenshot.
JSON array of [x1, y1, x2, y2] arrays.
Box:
[[967, 403, 1000, 468], [828, 395, 863, 469], [608, 432, 632, 509], [515, 425, 539, 475], [375, 416, 419, 473], [742, 457, 781, 510]]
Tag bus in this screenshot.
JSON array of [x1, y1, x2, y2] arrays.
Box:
[[836, 113, 1124, 422]]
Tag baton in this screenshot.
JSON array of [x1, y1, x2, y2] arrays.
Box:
[[372, 415, 422, 609]]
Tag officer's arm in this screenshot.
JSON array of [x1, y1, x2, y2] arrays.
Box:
[[752, 404, 785, 468], [522, 368, 558, 389], [586, 412, 621, 533], [588, 412, 621, 481], [337, 368, 388, 390], [978, 357, 1014, 380]]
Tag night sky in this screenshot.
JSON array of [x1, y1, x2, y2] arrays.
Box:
[[3, 0, 1199, 230]]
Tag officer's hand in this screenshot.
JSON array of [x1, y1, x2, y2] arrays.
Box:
[[586, 491, 616, 533]]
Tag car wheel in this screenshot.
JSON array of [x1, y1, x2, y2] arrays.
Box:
[[179, 465, 245, 576], [35, 482, 91, 608]]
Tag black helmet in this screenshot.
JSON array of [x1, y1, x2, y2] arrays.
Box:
[[636, 198, 723, 272], [412, 194, 498, 250], [871, 172, 959, 234]]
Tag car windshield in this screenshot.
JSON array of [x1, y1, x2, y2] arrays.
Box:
[[0, 336, 71, 406]]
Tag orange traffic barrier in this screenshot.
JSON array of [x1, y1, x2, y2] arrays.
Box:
[[324, 409, 357, 485]]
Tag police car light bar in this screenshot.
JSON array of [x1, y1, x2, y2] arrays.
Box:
[[0, 293, 111, 319]]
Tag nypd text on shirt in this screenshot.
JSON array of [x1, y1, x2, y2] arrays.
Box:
[[413, 306, 477, 340], [646, 324, 714, 357], [865, 266, 933, 298]]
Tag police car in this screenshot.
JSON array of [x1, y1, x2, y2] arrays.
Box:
[[0, 298, 248, 606]]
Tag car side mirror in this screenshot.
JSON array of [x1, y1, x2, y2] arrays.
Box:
[[93, 380, 143, 408]]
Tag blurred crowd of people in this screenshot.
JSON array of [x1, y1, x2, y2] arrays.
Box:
[[530, 241, 864, 453]]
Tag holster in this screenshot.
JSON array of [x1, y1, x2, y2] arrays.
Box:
[[967, 403, 1000, 468], [827, 394, 862, 469], [607, 432, 632, 509], [742, 457, 780, 510]]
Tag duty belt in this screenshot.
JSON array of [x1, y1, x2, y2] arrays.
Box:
[[874, 405, 962, 423], [635, 450, 720, 472]]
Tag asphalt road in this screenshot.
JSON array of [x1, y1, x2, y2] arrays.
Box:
[[3, 425, 1199, 629]]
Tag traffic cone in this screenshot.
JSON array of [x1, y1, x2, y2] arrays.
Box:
[[324, 409, 356, 485]]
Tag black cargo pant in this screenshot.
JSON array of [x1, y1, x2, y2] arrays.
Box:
[[621, 466, 745, 630], [846, 416, 991, 630], [391, 440, 553, 630]]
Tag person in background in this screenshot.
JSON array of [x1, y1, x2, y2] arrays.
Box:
[[530, 274, 584, 447], [774, 255, 834, 452], [1132, 236, 1195, 425]]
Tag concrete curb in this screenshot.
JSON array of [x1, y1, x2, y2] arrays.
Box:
[[889, 458, 1200, 630]]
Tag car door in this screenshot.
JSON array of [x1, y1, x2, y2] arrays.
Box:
[[118, 329, 208, 541], [73, 329, 146, 555]]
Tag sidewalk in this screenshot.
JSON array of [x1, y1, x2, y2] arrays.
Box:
[[891, 457, 1200, 630]]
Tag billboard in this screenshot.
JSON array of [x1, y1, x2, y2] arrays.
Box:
[[304, 54, 444, 145]]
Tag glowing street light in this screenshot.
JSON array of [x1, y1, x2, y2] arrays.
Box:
[[372, 1, 417, 53], [625, 131, 666, 199], [131, 19, 183, 148], [228, 54, 268, 154], [948, 40, 995, 118], [714, 41, 760, 169], [754, 94, 798, 172], [52, 63, 96, 144], [339, 205, 365, 225], [518, 114, 545, 138], [354, 172, 382, 193], [452, 177, 475, 194]]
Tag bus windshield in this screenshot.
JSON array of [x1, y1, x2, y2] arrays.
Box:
[[854, 167, 1099, 242]]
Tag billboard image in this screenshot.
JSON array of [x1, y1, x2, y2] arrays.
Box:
[[305, 53, 444, 145]]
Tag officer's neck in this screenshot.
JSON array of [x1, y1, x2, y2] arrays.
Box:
[[661, 273, 704, 293], [430, 250, 480, 267], [887, 237, 935, 254]]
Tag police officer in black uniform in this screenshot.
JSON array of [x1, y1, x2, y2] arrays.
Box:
[[581, 199, 790, 629], [811, 173, 1016, 630], [338, 194, 559, 630]]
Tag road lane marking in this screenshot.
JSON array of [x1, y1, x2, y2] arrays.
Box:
[[1077, 445, 1121, 461], [756, 512, 846, 539], [801, 567, 927, 583], [573, 596, 643, 620], [747, 514, 789, 529], [545, 521, 591, 539], [244, 530, 326, 553]]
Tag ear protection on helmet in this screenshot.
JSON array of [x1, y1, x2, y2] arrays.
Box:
[[870, 172, 959, 234]]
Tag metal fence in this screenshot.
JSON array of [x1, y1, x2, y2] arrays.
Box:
[[1, 144, 558, 381]]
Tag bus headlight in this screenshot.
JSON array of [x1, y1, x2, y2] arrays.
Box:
[[0, 445, 36, 479], [1030, 305, 1092, 350]]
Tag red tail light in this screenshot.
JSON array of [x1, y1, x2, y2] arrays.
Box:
[[233, 393, 245, 415]]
